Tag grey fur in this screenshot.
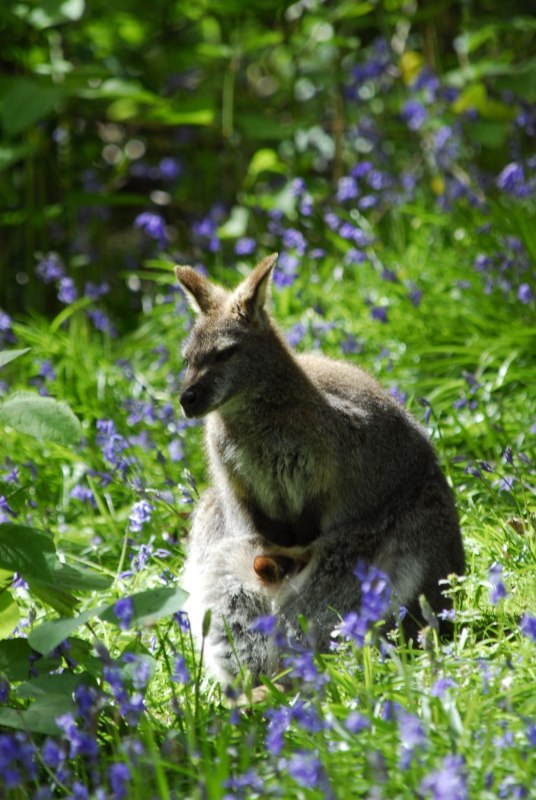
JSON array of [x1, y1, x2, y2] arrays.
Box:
[[176, 255, 465, 684]]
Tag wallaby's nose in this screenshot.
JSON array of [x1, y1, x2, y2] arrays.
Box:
[[180, 387, 198, 414]]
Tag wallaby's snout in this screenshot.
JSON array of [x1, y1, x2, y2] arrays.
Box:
[[180, 386, 199, 417]]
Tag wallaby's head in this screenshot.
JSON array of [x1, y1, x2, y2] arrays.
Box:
[[175, 253, 279, 418]]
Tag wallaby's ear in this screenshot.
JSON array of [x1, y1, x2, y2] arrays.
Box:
[[233, 253, 278, 321], [174, 266, 220, 315]]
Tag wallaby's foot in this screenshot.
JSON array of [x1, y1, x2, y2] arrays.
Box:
[[229, 682, 287, 710]]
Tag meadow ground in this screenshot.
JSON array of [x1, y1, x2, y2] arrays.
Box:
[[1, 4, 536, 798]]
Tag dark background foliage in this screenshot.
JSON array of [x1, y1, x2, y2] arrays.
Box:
[[1, 0, 535, 325]]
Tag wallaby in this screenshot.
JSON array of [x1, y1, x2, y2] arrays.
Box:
[[175, 254, 465, 685]]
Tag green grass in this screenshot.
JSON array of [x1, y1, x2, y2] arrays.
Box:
[[0, 200, 535, 798]]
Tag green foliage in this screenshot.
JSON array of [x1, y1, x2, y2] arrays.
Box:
[[0, 0, 535, 797]]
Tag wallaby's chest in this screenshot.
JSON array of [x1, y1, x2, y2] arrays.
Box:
[[212, 425, 315, 519]]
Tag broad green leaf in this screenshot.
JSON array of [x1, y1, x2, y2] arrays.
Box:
[[0, 694, 75, 735], [0, 639, 32, 681], [0, 348, 31, 369], [100, 586, 188, 628], [0, 524, 56, 581], [16, 672, 89, 700], [46, 560, 113, 592], [0, 567, 13, 591], [0, 78, 65, 137], [28, 605, 106, 656], [0, 590, 19, 639], [0, 391, 81, 446], [26, 579, 80, 616]]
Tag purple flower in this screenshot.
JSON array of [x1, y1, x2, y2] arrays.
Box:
[[496, 162, 530, 197], [55, 713, 99, 761], [58, 277, 78, 304], [114, 597, 134, 630], [70, 483, 96, 506], [345, 710, 370, 733], [488, 563, 508, 605], [129, 499, 154, 532], [273, 252, 299, 289], [266, 706, 291, 755], [287, 751, 326, 791], [351, 161, 373, 178], [109, 762, 130, 800], [87, 309, 117, 337], [159, 157, 182, 181], [84, 281, 110, 300], [430, 677, 457, 698], [0, 678, 9, 704], [283, 228, 306, 254], [337, 176, 359, 202], [35, 253, 65, 283], [370, 305, 388, 323], [251, 615, 278, 636], [135, 212, 169, 248], [520, 614, 536, 643], [172, 654, 190, 684], [0, 495, 15, 523], [41, 738, 65, 769], [235, 237, 256, 256], [420, 754, 468, 800], [518, 283, 533, 304], [397, 709, 427, 768], [401, 100, 427, 131]]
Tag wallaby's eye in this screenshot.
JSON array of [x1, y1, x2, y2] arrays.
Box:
[[214, 345, 238, 363]]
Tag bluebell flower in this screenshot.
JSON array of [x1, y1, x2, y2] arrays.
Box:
[[518, 283, 533, 303], [265, 706, 292, 755], [114, 597, 134, 630], [172, 654, 190, 684], [283, 228, 306, 254], [251, 615, 278, 636], [287, 751, 328, 793], [273, 252, 299, 289], [345, 710, 370, 733], [401, 100, 427, 131], [84, 281, 110, 300], [0, 495, 15, 523], [58, 277, 78, 304], [35, 252, 65, 283], [520, 614, 536, 643], [235, 237, 256, 256], [496, 162, 531, 198], [430, 677, 457, 698], [129, 500, 154, 533], [87, 309, 117, 337], [397, 709, 427, 768], [70, 483, 97, 507], [370, 306, 388, 323], [488, 563, 508, 605], [0, 677, 9, 703], [109, 762, 130, 800], [135, 212, 169, 248], [337, 176, 359, 202], [41, 738, 65, 770], [420, 754, 468, 800], [159, 157, 182, 181]]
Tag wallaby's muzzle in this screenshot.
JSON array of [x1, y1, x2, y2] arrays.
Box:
[[180, 387, 200, 417]]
